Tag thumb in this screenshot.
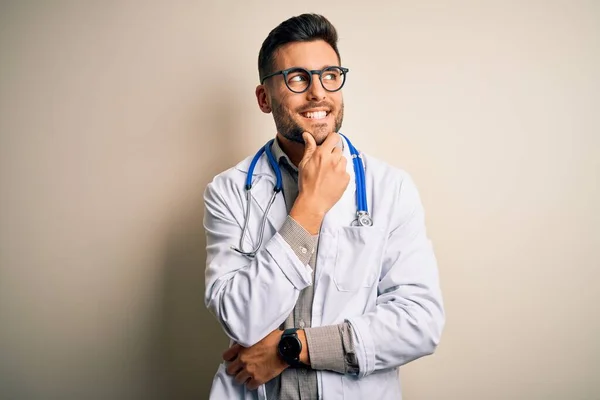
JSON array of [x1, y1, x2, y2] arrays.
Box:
[[301, 132, 317, 161]]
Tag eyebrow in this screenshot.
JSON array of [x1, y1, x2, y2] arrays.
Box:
[[317, 64, 339, 70], [286, 64, 339, 70]]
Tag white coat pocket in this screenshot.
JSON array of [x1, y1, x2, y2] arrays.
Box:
[[333, 226, 386, 292]]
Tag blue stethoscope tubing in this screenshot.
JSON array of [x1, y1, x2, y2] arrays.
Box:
[[232, 133, 372, 258]]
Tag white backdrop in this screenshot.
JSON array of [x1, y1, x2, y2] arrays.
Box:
[[1, 1, 598, 399]]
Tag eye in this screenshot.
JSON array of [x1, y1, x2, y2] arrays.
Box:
[[323, 70, 341, 81], [289, 74, 308, 83]]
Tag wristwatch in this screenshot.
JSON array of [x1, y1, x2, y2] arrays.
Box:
[[277, 328, 309, 368]]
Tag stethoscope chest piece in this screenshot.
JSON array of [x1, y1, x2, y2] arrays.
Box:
[[357, 211, 373, 227]]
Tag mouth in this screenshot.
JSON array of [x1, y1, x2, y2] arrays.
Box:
[[300, 109, 330, 121]]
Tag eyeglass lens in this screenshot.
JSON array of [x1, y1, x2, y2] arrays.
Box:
[[285, 67, 346, 93]]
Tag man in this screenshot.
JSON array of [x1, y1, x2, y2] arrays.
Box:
[[204, 13, 444, 399]]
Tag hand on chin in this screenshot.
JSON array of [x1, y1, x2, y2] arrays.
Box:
[[304, 125, 332, 145]]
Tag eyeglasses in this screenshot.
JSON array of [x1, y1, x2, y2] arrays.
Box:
[[260, 66, 349, 94]]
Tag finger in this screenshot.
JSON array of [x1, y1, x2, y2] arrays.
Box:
[[332, 136, 344, 152], [223, 344, 241, 362], [226, 359, 242, 376], [246, 378, 262, 391], [320, 131, 341, 152], [333, 149, 345, 168], [331, 146, 343, 156], [234, 370, 251, 385], [301, 132, 317, 162]]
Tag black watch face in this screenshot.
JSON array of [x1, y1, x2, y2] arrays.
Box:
[[279, 336, 301, 358]]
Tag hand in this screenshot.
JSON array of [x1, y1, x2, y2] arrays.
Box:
[[223, 329, 288, 390], [290, 132, 350, 234]]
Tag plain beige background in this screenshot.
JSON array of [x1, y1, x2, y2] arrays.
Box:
[[1, 1, 598, 399]]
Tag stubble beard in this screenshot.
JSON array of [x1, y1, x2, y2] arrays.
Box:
[[272, 100, 344, 145]]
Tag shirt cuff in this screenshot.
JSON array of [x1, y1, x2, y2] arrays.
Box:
[[304, 325, 346, 373], [278, 216, 317, 265], [341, 322, 360, 374]]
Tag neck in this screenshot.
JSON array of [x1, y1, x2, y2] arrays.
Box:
[[276, 133, 304, 167]]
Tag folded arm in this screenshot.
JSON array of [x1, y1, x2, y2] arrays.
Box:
[[204, 182, 316, 347]]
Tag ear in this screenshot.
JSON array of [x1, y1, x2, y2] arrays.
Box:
[[255, 85, 272, 113]]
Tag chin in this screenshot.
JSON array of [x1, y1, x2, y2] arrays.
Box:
[[298, 121, 328, 141], [314, 133, 331, 145], [310, 126, 331, 145]]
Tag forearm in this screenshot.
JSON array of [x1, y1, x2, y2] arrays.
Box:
[[206, 215, 318, 347], [206, 220, 317, 346], [346, 281, 445, 377], [289, 194, 325, 235]]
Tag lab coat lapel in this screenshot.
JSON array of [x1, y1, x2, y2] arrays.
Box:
[[322, 138, 358, 228], [315, 140, 358, 284]]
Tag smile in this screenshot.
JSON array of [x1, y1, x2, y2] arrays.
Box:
[[301, 110, 329, 120]]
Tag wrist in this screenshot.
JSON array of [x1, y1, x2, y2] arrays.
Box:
[[297, 329, 310, 366], [290, 195, 325, 235], [278, 328, 311, 368]]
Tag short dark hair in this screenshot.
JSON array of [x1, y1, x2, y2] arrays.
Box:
[[258, 13, 341, 82]]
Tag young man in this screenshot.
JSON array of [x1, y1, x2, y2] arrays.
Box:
[[204, 13, 445, 399]]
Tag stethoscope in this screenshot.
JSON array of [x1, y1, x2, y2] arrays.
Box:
[[232, 134, 372, 258]]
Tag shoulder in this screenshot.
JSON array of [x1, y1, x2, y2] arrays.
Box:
[[363, 153, 416, 192], [362, 153, 425, 227], [204, 155, 253, 202]]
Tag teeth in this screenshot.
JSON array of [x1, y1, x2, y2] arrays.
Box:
[[304, 111, 327, 119]]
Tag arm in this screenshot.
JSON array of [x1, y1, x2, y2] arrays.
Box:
[[204, 183, 315, 347], [218, 172, 443, 379], [223, 328, 312, 391], [205, 132, 349, 347], [346, 173, 445, 377]]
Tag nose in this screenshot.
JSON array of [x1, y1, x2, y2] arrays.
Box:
[[305, 73, 327, 101]]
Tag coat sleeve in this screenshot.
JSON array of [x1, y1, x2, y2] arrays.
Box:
[[346, 172, 445, 377], [203, 179, 312, 347]]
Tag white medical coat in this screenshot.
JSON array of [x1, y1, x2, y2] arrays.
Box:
[[203, 140, 445, 399]]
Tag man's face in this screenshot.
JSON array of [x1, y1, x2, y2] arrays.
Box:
[[263, 40, 344, 145]]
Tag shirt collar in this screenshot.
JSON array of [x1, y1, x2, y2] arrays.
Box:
[[271, 136, 299, 173], [270, 134, 347, 173]]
